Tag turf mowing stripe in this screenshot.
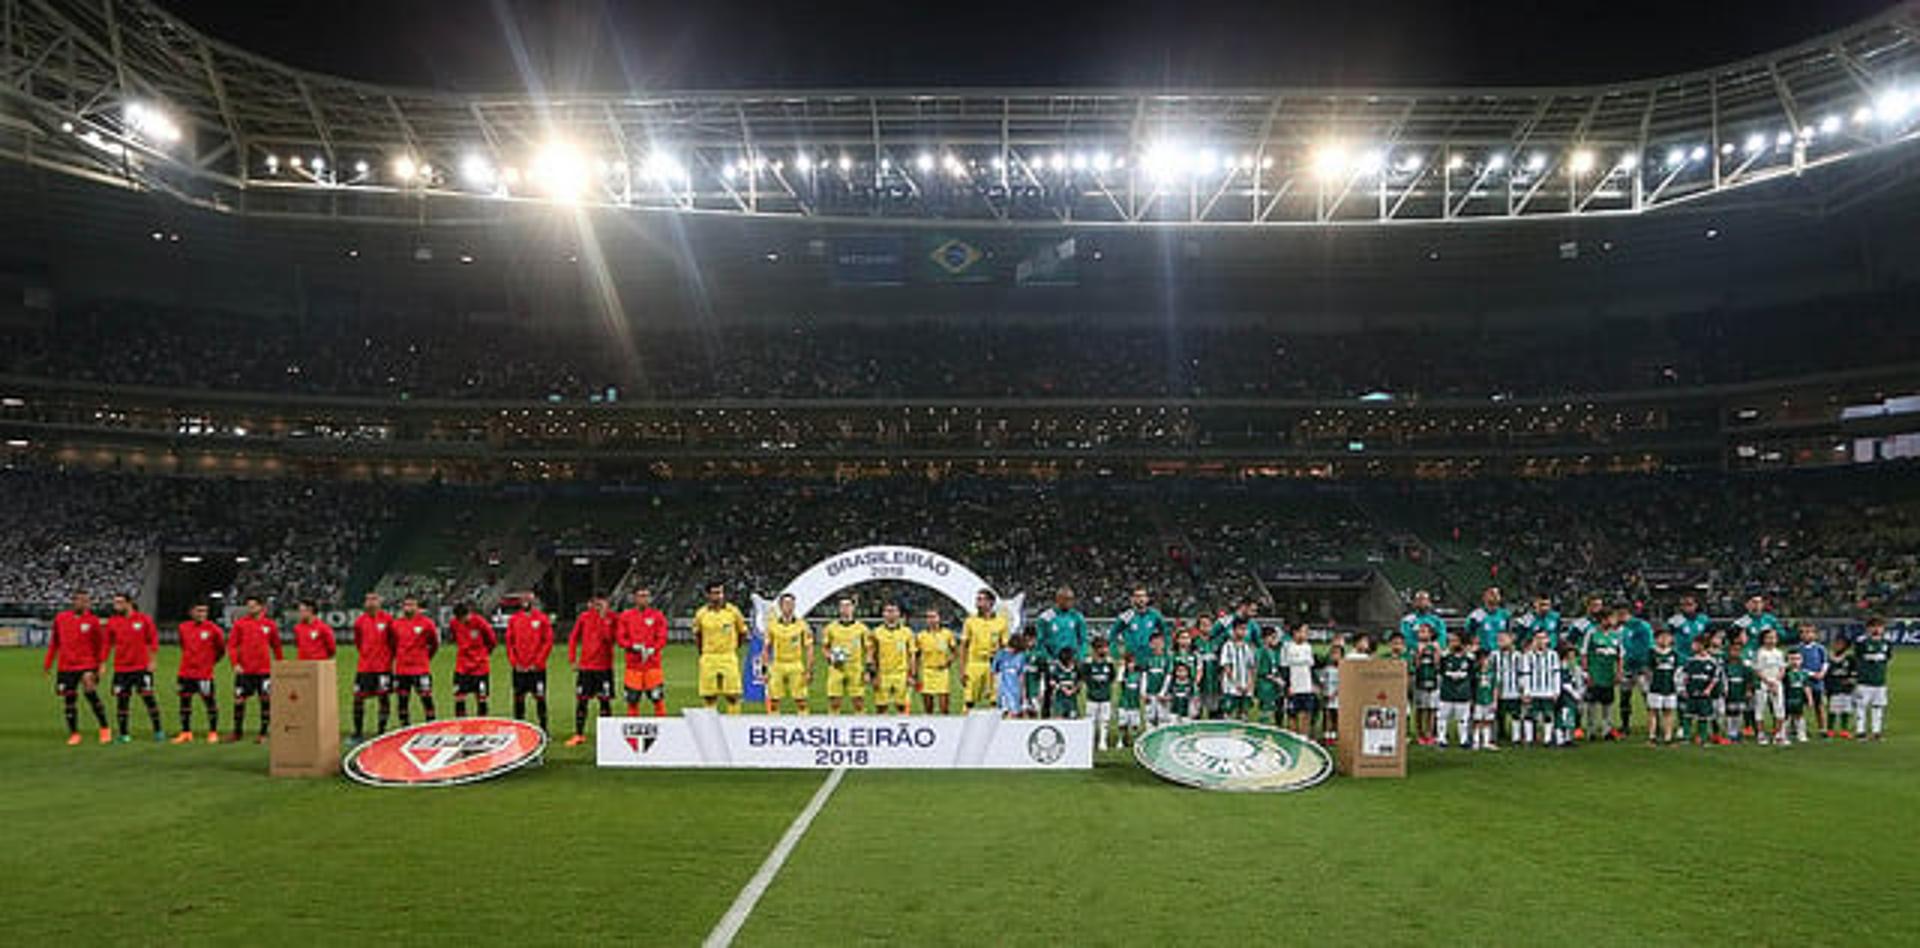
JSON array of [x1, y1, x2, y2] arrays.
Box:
[[703, 767, 846, 948]]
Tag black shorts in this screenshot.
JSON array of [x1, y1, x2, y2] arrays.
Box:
[[177, 676, 214, 698], [512, 669, 547, 697], [453, 673, 490, 697], [234, 673, 271, 698], [354, 672, 392, 697], [575, 669, 613, 700], [1498, 698, 1522, 717], [54, 668, 97, 695], [1590, 687, 1616, 705], [111, 671, 155, 696], [393, 674, 432, 696], [1286, 693, 1319, 714]]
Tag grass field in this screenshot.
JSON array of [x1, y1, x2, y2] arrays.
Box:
[[3, 645, 1917, 945]]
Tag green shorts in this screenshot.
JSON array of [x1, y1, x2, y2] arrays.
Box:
[[1685, 697, 1716, 719]]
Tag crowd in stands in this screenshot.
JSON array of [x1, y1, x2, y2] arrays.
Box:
[[4, 465, 1915, 626], [8, 287, 1917, 403]]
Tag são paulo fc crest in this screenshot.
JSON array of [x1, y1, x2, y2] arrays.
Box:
[[622, 721, 659, 754], [1134, 722, 1333, 793], [344, 718, 547, 788]]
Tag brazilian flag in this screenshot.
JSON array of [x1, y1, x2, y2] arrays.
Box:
[[919, 235, 992, 283]]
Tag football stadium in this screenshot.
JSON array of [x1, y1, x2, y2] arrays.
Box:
[[3, 0, 1920, 942]]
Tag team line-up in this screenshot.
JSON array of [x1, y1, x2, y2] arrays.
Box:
[[39, 582, 1895, 751]]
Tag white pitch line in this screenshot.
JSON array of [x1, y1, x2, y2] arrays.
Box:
[[703, 767, 847, 948]]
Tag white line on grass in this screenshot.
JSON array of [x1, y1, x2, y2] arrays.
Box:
[[703, 767, 847, 948]]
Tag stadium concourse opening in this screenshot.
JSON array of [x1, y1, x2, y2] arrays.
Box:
[[3, 0, 1920, 943]]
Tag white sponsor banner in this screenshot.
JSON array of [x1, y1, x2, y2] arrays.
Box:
[[597, 709, 1091, 770]]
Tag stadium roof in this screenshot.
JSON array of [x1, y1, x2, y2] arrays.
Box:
[[3, 0, 1920, 227]]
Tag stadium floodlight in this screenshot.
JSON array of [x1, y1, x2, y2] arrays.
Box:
[[1876, 89, 1914, 123], [1194, 149, 1219, 173], [945, 154, 967, 177], [1487, 152, 1508, 171], [1743, 132, 1766, 154], [392, 155, 418, 182], [645, 152, 688, 183], [1447, 152, 1466, 170], [722, 162, 738, 181], [1071, 152, 1088, 171], [1050, 152, 1068, 171], [353, 159, 370, 176], [264, 154, 280, 173], [794, 153, 813, 172], [1258, 155, 1271, 169], [1820, 114, 1842, 135], [1720, 142, 1737, 155], [880, 157, 892, 171], [290, 156, 303, 169], [1665, 146, 1686, 168], [838, 154, 853, 172], [1616, 152, 1638, 171], [1774, 130, 1793, 148], [531, 141, 589, 201], [1143, 141, 1185, 180], [1525, 152, 1547, 172], [1399, 153, 1424, 173], [123, 102, 183, 145], [1092, 151, 1112, 172], [311, 156, 326, 173], [461, 154, 495, 187], [1854, 104, 1875, 124], [1568, 149, 1596, 174], [915, 152, 934, 172], [990, 155, 1005, 170], [1310, 142, 1348, 180], [1356, 149, 1385, 174], [1690, 145, 1708, 162]]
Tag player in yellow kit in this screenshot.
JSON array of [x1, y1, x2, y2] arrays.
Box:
[[915, 607, 958, 714], [692, 581, 748, 712], [763, 592, 814, 715], [871, 602, 917, 714], [961, 589, 1009, 711], [820, 596, 870, 714]]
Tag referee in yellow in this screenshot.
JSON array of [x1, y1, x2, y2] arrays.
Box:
[[693, 581, 748, 713], [960, 589, 1008, 712]]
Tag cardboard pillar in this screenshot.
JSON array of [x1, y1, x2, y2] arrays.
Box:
[[270, 660, 340, 777], [1336, 658, 1407, 778]]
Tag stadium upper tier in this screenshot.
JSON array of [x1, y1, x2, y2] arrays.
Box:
[[2, 0, 1920, 227]]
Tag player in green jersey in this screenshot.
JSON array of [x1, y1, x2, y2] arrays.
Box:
[[1256, 627, 1287, 728], [1168, 662, 1196, 724], [1412, 626, 1441, 746], [1111, 587, 1169, 665], [1471, 649, 1498, 750], [1437, 636, 1475, 749], [1680, 637, 1721, 748], [1115, 649, 1146, 746], [1020, 632, 1048, 719], [1854, 618, 1892, 741], [1046, 648, 1080, 720], [1140, 632, 1174, 729], [1783, 650, 1813, 744], [1082, 637, 1116, 750], [1581, 614, 1625, 740], [1719, 635, 1752, 745], [1825, 637, 1857, 739], [1646, 628, 1682, 745]]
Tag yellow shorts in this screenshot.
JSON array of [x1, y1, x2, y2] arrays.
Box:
[[964, 662, 995, 705], [697, 654, 741, 697], [766, 662, 808, 701], [918, 665, 952, 695], [826, 664, 866, 698], [875, 673, 910, 707]]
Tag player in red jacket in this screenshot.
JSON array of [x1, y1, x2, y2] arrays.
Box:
[[228, 596, 283, 743], [565, 594, 618, 746], [618, 587, 669, 717], [293, 600, 337, 660], [105, 593, 165, 743], [350, 591, 396, 741], [45, 590, 111, 745], [450, 602, 498, 717], [504, 594, 553, 730], [172, 603, 226, 743], [391, 596, 440, 725]]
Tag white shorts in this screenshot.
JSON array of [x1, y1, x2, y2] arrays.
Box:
[[1145, 700, 1172, 728], [1118, 707, 1142, 728], [1647, 693, 1677, 711], [1857, 685, 1889, 709], [1414, 688, 1439, 710], [1439, 701, 1470, 726], [1830, 693, 1854, 714], [1471, 702, 1495, 723]]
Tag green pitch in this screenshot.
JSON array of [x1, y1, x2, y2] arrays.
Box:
[[2, 647, 1916, 945]]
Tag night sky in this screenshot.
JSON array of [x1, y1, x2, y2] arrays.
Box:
[[156, 0, 1899, 93]]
